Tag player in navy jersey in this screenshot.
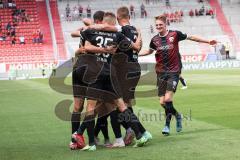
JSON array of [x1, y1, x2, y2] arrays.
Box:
[[139, 14, 217, 135], [72, 12, 148, 151]]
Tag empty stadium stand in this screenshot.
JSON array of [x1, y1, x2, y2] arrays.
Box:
[[58, 0, 229, 58], [0, 0, 54, 64]]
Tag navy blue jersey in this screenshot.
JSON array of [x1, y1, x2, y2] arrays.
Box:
[[149, 30, 187, 73], [121, 25, 138, 62]]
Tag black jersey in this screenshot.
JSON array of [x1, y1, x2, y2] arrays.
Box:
[[82, 29, 127, 75], [73, 30, 87, 70], [121, 25, 138, 62], [83, 29, 126, 64], [79, 30, 86, 47]]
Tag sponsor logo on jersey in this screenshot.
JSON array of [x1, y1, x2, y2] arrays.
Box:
[[157, 44, 174, 50]]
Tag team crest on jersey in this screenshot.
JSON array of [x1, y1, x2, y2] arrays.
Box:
[[169, 36, 174, 42]]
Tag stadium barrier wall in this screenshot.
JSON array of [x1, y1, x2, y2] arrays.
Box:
[[1, 60, 240, 80]]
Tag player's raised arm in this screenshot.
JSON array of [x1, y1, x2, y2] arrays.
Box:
[[71, 31, 81, 37], [187, 35, 217, 45], [71, 26, 90, 37], [82, 18, 94, 26], [84, 41, 117, 54], [71, 18, 92, 38]]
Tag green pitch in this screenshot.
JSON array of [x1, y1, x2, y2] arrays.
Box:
[[1, 69, 240, 160]]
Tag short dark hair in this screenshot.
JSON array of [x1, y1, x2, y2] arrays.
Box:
[[117, 6, 129, 19], [93, 11, 105, 22], [155, 14, 167, 23]]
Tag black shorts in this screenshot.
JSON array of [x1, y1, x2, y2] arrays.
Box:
[[72, 54, 104, 98], [86, 65, 122, 102], [120, 67, 141, 102], [113, 55, 141, 102], [72, 66, 88, 98], [157, 72, 180, 97]]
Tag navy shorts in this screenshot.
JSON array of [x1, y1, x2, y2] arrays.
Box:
[[157, 72, 180, 97]]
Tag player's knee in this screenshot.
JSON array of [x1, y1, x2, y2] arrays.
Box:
[[164, 97, 172, 103], [159, 98, 165, 107], [160, 103, 165, 107], [164, 94, 173, 102], [73, 101, 83, 112], [86, 104, 95, 115], [73, 103, 80, 112]]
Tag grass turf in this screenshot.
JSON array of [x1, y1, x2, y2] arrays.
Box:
[[0, 69, 240, 160]]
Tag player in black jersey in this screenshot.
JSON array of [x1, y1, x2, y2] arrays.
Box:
[[69, 11, 110, 150], [73, 12, 148, 151], [115, 6, 152, 146], [82, 7, 152, 147]]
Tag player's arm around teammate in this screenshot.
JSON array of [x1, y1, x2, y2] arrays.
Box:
[[85, 23, 143, 52]]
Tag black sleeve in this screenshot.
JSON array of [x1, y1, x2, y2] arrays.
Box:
[[149, 38, 156, 50], [80, 29, 93, 42], [79, 30, 86, 41], [121, 26, 127, 35], [176, 30, 187, 41], [117, 32, 129, 43]]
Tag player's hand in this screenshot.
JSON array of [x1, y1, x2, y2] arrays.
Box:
[[82, 26, 89, 31], [209, 40, 217, 45], [105, 45, 117, 54]]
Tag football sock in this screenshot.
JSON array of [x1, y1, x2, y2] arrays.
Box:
[[165, 101, 178, 117], [164, 105, 172, 127], [123, 106, 146, 134], [180, 77, 187, 86], [110, 110, 122, 138], [77, 121, 86, 135], [99, 114, 110, 140], [94, 117, 101, 137], [122, 108, 142, 140], [119, 109, 129, 130], [84, 115, 95, 146], [71, 111, 80, 134]]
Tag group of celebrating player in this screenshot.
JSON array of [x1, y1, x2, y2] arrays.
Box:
[[69, 6, 217, 151]]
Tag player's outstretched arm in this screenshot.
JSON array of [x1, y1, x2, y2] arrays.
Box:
[[138, 49, 154, 57], [187, 35, 217, 45], [71, 19, 91, 37], [84, 41, 117, 54], [71, 31, 81, 37], [132, 29, 142, 52], [71, 26, 89, 37]]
